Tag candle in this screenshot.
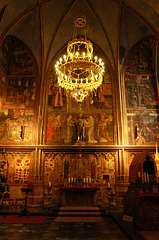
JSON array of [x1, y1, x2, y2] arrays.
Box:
[[144, 172, 147, 183], [108, 182, 110, 188], [74, 178, 76, 183], [138, 172, 141, 178], [89, 178, 91, 183], [68, 178, 70, 183], [142, 173, 144, 183], [86, 178, 88, 183], [83, 178, 85, 183], [147, 173, 149, 184], [49, 182, 51, 187], [71, 178, 73, 183], [18, 80, 21, 86]]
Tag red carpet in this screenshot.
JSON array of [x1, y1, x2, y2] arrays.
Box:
[[0, 215, 48, 224]]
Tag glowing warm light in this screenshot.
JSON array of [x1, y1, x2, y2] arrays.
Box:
[[55, 17, 105, 103]]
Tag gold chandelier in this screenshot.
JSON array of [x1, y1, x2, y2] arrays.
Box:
[[55, 17, 105, 103]]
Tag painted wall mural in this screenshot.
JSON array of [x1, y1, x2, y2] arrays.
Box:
[[124, 37, 155, 75], [0, 109, 34, 144], [0, 36, 36, 75], [46, 112, 113, 144], [2, 76, 36, 109], [125, 75, 158, 109], [46, 51, 114, 145], [0, 152, 32, 184], [124, 37, 159, 145], [0, 36, 37, 145], [127, 110, 159, 145]]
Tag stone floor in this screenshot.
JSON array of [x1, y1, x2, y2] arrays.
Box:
[[0, 206, 151, 240], [0, 214, 132, 240]]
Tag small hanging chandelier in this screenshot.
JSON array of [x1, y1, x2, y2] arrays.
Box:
[[55, 17, 105, 103]]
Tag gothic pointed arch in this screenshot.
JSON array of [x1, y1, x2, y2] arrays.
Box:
[[123, 36, 158, 145], [0, 35, 39, 144]]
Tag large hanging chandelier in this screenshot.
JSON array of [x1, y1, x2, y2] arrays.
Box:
[[55, 17, 105, 103]]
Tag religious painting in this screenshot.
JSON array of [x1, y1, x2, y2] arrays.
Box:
[[2, 76, 36, 108], [43, 152, 116, 207], [124, 36, 158, 145], [0, 109, 34, 144], [1, 36, 36, 75], [96, 153, 115, 184], [125, 75, 157, 109], [90, 84, 113, 113], [127, 110, 159, 145], [44, 153, 64, 186], [44, 153, 97, 186], [124, 37, 156, 74], [125, 80, 138, 108], [0, 36, 37, 145], [46, 112, 113, 145], [2, 152, 32, 184], [47, 68, 67, 112], [14, 158, 30, 184], [0, 36, 37, 109], [46, 48, 114, 145], [44, 153, 93, 184]]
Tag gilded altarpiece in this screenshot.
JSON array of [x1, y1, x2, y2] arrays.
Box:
[[0, 36, 38, 145], [44, 152, 116, 206], [124, 37, 159, 145], [46, 49, 114, 146]]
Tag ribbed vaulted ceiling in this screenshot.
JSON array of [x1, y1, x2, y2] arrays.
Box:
[[0, 0, 158, 79]]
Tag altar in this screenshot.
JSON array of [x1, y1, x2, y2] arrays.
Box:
[[60, 187, 100, 206]]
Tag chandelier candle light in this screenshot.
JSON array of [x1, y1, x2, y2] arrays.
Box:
[[55, 17, 105, 103]]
